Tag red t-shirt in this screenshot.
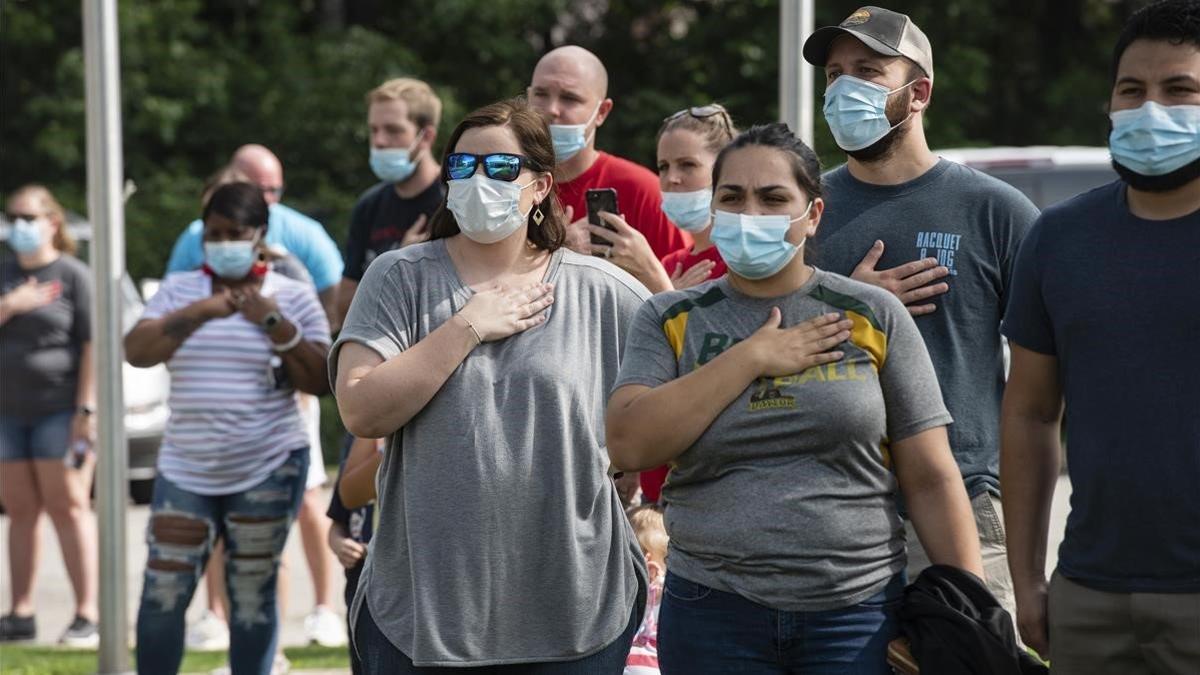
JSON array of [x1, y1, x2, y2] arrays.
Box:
[[659, 245, 727, 284], [556, 152, 691, 260]]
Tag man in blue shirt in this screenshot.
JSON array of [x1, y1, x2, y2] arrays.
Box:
[[165, 144, 343, 326], [1002, 1, 1200, 670]]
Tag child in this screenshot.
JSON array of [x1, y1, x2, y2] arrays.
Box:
[[325, 436, 381, 675], [626, 504, 668, 675]]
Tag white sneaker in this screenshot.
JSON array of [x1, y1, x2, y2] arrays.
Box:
[[303, 605, 348, 647], [187, 610, 231, 651], [271, 653, 291, 675]]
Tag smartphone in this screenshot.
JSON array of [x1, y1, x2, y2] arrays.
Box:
[[586, 188, 620, 249]]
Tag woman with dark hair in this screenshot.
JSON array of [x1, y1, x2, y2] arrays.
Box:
[[333, 98, 647, 672], [125, 182, 331, 675], [607, 123, 984, 673], [0, 184, 99, 646]]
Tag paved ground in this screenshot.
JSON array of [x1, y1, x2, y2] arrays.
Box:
[[0, 485, 346, 649], [1, 475, 1075, 656]]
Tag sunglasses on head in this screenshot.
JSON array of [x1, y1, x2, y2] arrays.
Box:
[[445, 153, 528, 182], [664, 104, 734, 135]]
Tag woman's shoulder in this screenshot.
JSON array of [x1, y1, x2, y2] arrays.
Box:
[[807, 268, 908, 325], [557, 248, 651, 302], [363, 241, 447, 281]]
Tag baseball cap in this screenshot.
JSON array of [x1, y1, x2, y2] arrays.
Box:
[[803, 6, 934, 80]]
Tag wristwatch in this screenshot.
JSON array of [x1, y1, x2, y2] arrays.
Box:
[[260, 310, 283, 330]]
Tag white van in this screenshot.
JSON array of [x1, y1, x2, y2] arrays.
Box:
[[935, 146, 1118, 209]]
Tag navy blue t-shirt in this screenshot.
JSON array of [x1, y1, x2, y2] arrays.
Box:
[[1002, 180, 1200, 593]]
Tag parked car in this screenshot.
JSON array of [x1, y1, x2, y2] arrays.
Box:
[[935, 145, 1118, 209], [1, 216, 169, 504]]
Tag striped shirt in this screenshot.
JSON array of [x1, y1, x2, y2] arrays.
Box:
[[142, 270, 331, 495]]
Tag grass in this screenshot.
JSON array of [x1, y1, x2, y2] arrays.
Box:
[[0, 644, 348, 674]]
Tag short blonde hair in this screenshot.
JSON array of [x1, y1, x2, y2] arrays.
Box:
[[7, 184, 74, 255], [627, 504, 669, 562], [366, 77, 442, 129], [201, 164, 251, 207]]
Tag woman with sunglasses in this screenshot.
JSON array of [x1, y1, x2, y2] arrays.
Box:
[[333, 98, 647, 673], [125, 182, 331, 675], [588, 105, 736, 296], [606, 124, 983, 673], [0, 185, 99, 646]]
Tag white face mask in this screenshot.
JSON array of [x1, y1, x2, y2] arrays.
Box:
[[446, 173, 535, 244]]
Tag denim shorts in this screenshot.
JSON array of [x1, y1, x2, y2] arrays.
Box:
[[0, 410, 74, 462]]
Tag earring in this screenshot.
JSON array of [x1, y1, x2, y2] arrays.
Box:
[[532, 206, 545, 226]]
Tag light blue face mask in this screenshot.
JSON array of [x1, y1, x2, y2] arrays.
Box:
[[1109, 101, 1200, 176], [9, 218, 45, 254], [204, 229, 262, 279], [823, 75, 916, 152], [660, 188, 713, 233], [549, 103, 601, 163], [369, 131, 423, 183], [710, 203, 812, 280]]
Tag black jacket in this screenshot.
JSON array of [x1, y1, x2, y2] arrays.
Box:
[[898, 565, 1047, 675]]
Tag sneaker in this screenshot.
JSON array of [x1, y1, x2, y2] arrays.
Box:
[[303, 605, 348, 647], [0, 614, 35, 642], [59, 615, 100, 648], [187, 610, 231, 651]]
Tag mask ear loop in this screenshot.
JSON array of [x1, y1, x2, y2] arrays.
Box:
[[880, 79, 923, 136]]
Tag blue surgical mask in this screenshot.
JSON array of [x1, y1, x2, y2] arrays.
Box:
[[1109, 101, 1200, 176], [369, 132, 423, 183], [710, 203, 812, 280], [549, 103, 601, 163], [204, 229, 262, 279], [823, 75, 916, 152], [9, 218, 45, 254], [661, 188, 713, 233]]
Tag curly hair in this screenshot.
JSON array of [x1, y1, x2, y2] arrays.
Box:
[[1113, 0, 1200, 79]]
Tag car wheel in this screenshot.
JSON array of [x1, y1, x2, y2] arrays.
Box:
[[130, 479, 155, 505]]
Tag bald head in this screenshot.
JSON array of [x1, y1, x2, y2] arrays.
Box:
[[231, 144, 284, 204], [534, 46, 608, 99]]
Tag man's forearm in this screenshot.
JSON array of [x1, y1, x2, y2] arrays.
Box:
[[1001, 416, 1062, 587]]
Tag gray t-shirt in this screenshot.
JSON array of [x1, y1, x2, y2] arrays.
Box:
[[614, 270, 952, 611], [331, 240, 649, 666], [811, 160, 1038, 498], [0, 255, 93, 417]]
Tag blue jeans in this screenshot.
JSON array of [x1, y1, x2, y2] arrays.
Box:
[[135, 448, 308, 675], [658, 571, 905, 674], [354, 596, 640, 674], [0, 410, 73, 461]]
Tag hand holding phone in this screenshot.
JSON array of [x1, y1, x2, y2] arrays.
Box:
[[586, 188, 620, 249]]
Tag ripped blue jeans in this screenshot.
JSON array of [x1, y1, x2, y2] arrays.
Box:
[[136, 448, 308, 675]]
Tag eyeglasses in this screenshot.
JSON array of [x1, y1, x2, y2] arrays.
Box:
[[664, 104, 734, 135], [445, 153, 527, 182], [5, 213, 41, 222]]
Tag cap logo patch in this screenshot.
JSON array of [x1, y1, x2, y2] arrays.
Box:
[[842, 9, 871, 26]]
